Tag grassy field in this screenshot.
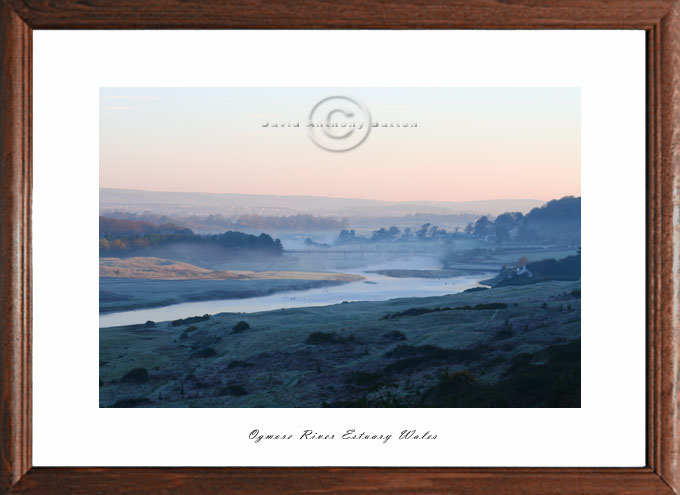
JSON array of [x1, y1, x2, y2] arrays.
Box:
[[100, 280, 580, 408], [100, 277, 362, 313], [100, 256, 364, 282], [99, 256, 364, 313]]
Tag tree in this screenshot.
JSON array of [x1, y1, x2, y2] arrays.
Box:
[[110, 239, 126, 250], [337, 229, 358, 244], [416, 223, 431, 240], [495, 226, 510, 243], [473, 216, 493, 237], [371, 228, 390, 242]]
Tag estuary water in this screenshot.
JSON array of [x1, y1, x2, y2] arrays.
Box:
[[99, 270, 492, 328]]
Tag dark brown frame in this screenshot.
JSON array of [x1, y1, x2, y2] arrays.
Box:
[[0, 1, 678, 493]]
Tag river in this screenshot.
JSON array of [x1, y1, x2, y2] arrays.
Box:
[[99, 258, 493, 328]]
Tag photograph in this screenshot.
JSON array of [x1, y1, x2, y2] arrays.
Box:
[[98, 87, 581, 408], [3, 3, 673, 492]]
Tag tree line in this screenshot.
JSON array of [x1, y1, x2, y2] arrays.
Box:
[[336, 223, 462, 245], [465, 196, 580, 244], [99, 231, 283, 256]]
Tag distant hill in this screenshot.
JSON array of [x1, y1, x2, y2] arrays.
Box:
[[522, 196, 580, 241], [100, 188, 546, 218], [99, 216, 193, 236], [466, 196, 580, 244], [101, 211, 345, 233]]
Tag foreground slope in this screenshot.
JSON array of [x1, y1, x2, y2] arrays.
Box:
[[100, 280, 580, 408]]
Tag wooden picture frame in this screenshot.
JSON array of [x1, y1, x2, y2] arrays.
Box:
[[0, 1, 677, 493]]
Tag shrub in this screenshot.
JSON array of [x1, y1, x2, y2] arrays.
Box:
[[418, 340, 581, 407], [306, 331, 340, 345], [217, 385, 248, 397], [345, 371, 382, 386], [171, 314, 210, 327], [382, 306, 452, 320], [191, 347, 217, 358], [383, 344, 490, 374], [494, 328, 514, 340], [179, 325, 198, 340], [120, 367, 149, 384], [386, 344, 489, 361], [227, 360, 253, 369], [463, 287, 489, 293], [383, 330, 407, 342], [324, 392, 406, 408], [232, 321, 250, 333], [144, 320, 155, 328], [304, 331, 359, 345], [439, 369, 477, 385], [455, 302, 507, 310], [110, 397, 150, 408]]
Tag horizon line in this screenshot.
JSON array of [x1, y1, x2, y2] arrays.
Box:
[[99, 187, 577, 204]]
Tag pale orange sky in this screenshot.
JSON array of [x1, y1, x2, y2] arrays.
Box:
[[100, 88, 580, 202]]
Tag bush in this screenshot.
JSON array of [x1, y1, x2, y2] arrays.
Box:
[[345, 371, 382, 386], [217, 385, 248, 397], [179, 325, 198, 340], [232, 321, 250, 333], [382, 306, 452, 320], [323, 392, 406, 408], [455, 302, 507, 310], [494, 328, 514, 340], [463, 287, 489, 293], [383, 330, 407, 342], [439, 370, 477, 385], [110, 397, 150, 408], [418, 340, 581, 407], [227, 360, 253, 369], [191, 347, 218, 358], [144, 320, 155, 328], [171, 314, 210, 327], [120, 367, 149, 384], [383, 344, 490, 374], [306, 331, 340, 345]]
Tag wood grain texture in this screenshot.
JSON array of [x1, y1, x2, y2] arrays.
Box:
[[0, 2, 31, 493], [7, 468, 676, 495], [0, 0, 677, 29], [1, 0, 680, 494], [657, 1, 680, 491], [647, 20, 664, 478]]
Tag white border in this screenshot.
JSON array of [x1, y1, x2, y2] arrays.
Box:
[[33, 31, 645, 466]]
